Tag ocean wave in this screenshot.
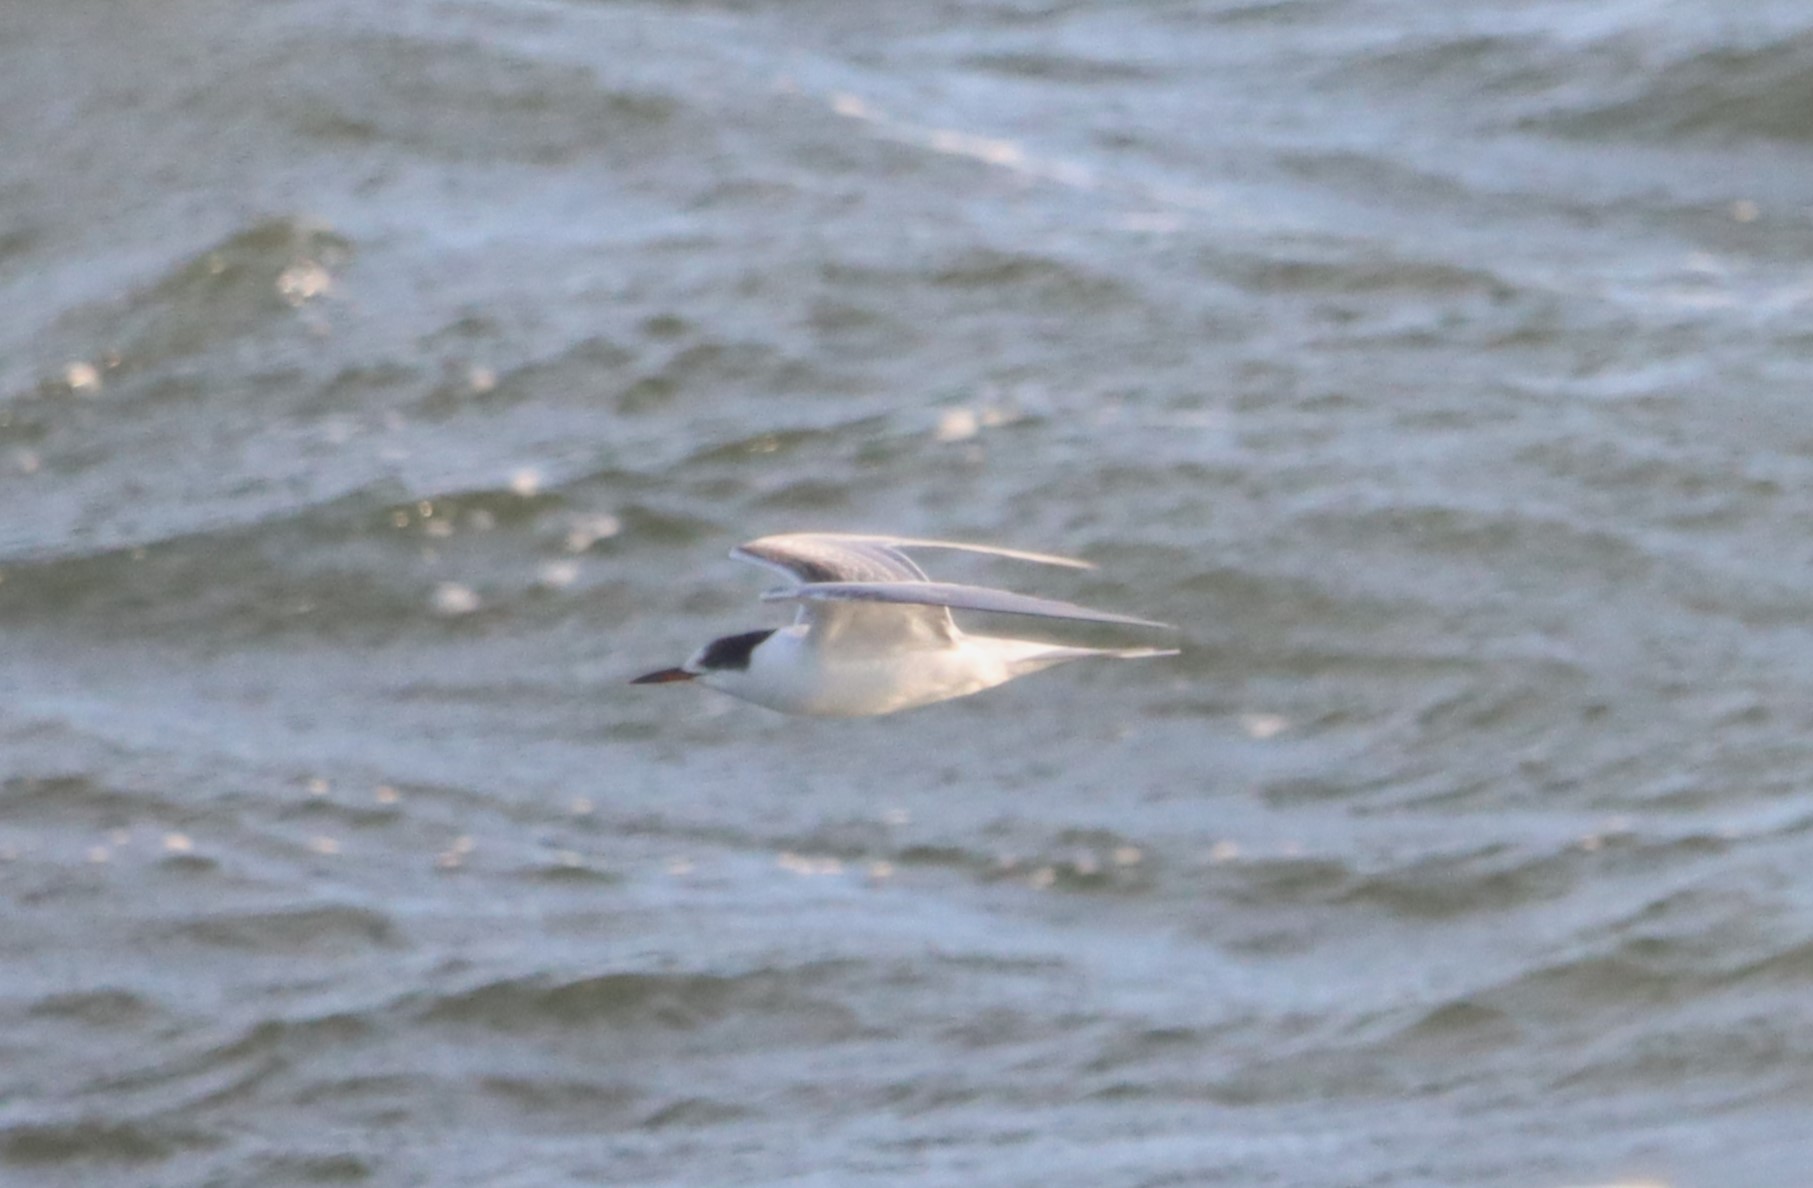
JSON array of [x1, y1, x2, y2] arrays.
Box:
[[0, 479, 647, 639], [5, 217, 351, 418], [1335, 15, 1813, 144], [1533, 25, 1813, 143], [0, 1117, 215, 1167], [421, 965, 863, 1037], [1205, 237, 1518, 299], [273, 31, 691, 165], [960, 50, 1159, 85], [173, 903, 400, 954]]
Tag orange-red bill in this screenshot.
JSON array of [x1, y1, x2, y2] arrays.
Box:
[[630, 667, 695, 685]]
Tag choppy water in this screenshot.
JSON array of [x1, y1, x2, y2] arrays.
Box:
[[5, 1, 1813, 1184]]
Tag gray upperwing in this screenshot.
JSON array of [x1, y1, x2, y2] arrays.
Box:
[[821, 534, 1094, 571], [733, 538, 954, 642], [731, 533, 1093, 586], [731, 535, 929, 585], [761, 581, 1176, 631]]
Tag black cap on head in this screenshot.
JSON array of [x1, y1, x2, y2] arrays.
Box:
[[696, 629, 775, 672]]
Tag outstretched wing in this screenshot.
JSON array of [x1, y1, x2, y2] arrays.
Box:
[[729, 532, 1092, 586], [732, 534, 948, 645], [731, 534, 932, 586], [729, 534, 1115, 649], [761, 581, 1176, 631]]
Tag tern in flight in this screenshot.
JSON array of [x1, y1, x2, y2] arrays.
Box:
[[631, 533, 1177, 717]]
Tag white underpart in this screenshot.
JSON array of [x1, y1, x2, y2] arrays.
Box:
[[698, 625, 1173, 718]]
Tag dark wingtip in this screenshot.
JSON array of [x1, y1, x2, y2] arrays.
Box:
[[630, 667, 695, 685]]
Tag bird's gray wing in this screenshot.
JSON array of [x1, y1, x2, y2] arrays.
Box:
[[814, 534, 1094, 571], [730, 534, 1101, 646], [731, 534, 931, 585], [761, 581, 1175, 631], [732, 536, 950, 643], [730, 533, 1093, 585]]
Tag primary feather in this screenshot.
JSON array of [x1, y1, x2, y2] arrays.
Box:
[[761, 580, 1175, 631]]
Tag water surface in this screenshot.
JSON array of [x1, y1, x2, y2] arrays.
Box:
[[4, 1, 1813, 1184]]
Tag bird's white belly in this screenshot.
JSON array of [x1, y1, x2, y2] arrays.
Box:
[[740, 631, 1012, 717]]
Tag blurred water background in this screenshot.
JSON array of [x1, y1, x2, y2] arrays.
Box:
[[5, 1, 1813, 1185]]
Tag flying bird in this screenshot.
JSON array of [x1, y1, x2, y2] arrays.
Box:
[[632, 532, 1177, 717]]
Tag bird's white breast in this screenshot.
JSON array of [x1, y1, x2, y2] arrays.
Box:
[[703, 626, 1022, 717]]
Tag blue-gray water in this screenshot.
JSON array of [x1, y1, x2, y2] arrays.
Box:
[[5, 1, 1813, 1185]]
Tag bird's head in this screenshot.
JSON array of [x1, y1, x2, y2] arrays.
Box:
[[631, 628, 776, 692]]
